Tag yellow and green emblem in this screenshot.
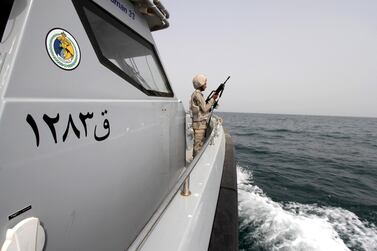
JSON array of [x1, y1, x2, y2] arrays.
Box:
[[46, 28, 80, 70]]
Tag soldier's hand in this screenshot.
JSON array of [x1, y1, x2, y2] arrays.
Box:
[[212, 93, 219, 100]]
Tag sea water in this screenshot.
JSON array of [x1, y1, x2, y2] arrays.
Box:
[[219, 112, 377, 251]]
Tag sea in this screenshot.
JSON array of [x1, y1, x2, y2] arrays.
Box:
[[219, 112, 377, 251]]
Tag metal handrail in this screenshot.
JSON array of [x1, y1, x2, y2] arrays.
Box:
[[128, 118, 219, 250]]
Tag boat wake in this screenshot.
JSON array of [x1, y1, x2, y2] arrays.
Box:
[[238, 166, 377, 251]]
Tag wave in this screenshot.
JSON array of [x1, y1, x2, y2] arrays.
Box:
[[317, 133, 352, 140], [235, 145, 272, 155], [238, 166, 377, 251], [265, 128, 303, 134], [233, 128, 303, 137], [234, 132, 260, 136]]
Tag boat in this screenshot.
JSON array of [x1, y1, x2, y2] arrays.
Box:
[[0, 0, 237, 250]]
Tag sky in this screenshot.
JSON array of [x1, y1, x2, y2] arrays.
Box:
[[153, 0, 377, 118]]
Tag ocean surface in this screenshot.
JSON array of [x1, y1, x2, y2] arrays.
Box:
[[219, 112, 377, 251]]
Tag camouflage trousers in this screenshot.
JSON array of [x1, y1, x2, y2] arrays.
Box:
[[192, 121, 207, 157], [193, 129, 206, 157]]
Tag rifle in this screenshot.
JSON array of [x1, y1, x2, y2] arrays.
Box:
[[205, 76, 230, 109], [205, 76, 230, 137]]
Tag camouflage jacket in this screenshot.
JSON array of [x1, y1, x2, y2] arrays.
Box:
[[190, 90, 215, 123]]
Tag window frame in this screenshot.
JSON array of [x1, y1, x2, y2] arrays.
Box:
[[72, 0, 174, 97]]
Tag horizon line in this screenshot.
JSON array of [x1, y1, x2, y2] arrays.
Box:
[[216, 111, 377, 119]]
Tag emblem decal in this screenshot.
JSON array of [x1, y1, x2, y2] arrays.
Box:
[[46, 28, 80, 70]]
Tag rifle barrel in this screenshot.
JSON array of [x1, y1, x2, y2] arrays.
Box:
[[223, 76, 230, 84]]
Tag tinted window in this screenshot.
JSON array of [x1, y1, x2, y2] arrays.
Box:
[[72, 0, 173, 97], [0, 0, 14, 42]]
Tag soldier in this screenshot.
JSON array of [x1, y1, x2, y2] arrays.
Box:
[[190, 74, 218, 157]]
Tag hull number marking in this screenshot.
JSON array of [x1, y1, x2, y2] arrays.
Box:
[[26, 110, 110, 147]]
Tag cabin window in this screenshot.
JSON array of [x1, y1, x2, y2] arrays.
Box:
[[0, 0, 15, 42], [72, 0, 173, 97]]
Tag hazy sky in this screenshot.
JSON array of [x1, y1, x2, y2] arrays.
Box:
[[153, 0, 377, 118]]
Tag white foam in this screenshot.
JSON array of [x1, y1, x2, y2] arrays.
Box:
[[237, 166, 377, 251]]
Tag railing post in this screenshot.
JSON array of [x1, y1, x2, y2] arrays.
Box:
[[181, 176, 191, 196]]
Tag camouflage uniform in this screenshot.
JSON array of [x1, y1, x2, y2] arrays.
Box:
[[190, 89, 215, 157]]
